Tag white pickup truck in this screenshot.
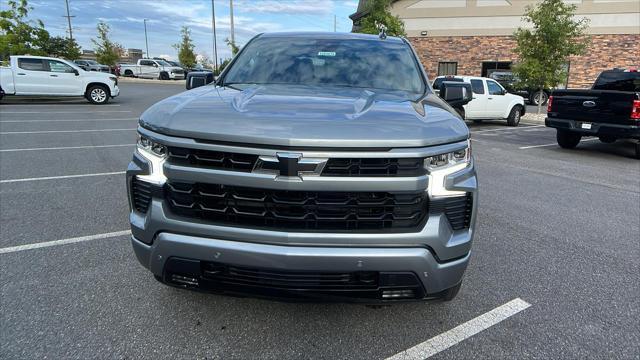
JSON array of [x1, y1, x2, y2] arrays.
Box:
[[119, 59, 185, 80], [433, 75, 526, 126], [0, 55, 119, 104]]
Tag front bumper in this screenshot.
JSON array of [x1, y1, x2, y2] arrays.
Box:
[[546, 117, 640, 139], [132, 233, 470, 301], [111, 85, 120, 98], [170, 73, 185, 80]]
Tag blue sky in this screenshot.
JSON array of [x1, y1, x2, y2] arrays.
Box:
[[21, 0, 359, 62]]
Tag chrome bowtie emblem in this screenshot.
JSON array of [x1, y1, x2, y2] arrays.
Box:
[[253, 152, 327, 178]]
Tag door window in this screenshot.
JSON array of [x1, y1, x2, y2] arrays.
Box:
[[437, 62, 458, 76], [140, 60, 154, 66], [470, 79, 485, 94], [18, 58, 46, 71], [48, 60, 76, 73], [487, 80, 504, 95]]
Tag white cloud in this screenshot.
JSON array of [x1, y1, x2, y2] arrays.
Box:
[[236, 0, 334, 14]]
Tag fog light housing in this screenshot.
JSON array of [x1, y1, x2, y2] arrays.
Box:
[[381, 289, 415, 299]]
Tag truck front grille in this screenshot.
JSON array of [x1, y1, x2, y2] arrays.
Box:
[[322, 158, 425, 177], [168, 147, 258, 172], [165, 182, 428, 232], [166, 146, 426, 177]]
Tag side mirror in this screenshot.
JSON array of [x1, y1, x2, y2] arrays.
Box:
[[439, 81, 473, 108], [186, 71, 215, 90], [74, 69, 79, 76], [153, 63, 158, 67]]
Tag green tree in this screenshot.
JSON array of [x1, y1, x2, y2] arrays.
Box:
[[92, 21, 121, 69], [41, 36, 81, 60], [354, 0, 405, 37], [512, 0, 590, 113], [173, 26, 196, 68], [0, 0, 49, 59]]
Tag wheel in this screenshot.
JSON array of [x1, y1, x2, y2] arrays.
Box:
[[439, 282, 462, 301], [599, 136, 616, 144], [506, 105, 522, 127], [86, 84, 110, 105], [556, 129, 581, 149], [159, 72, 169, 80], [530, 90, 548, 106], [124, 69, 133, 77]]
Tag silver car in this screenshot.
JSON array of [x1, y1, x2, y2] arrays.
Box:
[[127, 32, 477, 302]]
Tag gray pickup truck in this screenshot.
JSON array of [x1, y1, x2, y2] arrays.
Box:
[[127, 32, 477, 302]]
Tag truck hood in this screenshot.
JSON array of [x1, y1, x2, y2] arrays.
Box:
[[139, 84, 469, 148]]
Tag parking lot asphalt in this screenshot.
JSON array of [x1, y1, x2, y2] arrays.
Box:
[[1, 83, 638, 359]]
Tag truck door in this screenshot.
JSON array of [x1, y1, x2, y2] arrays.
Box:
[[139, 60, 156, 78], [13, 58, 50, 95], [45, 59, 82, 95], [463, 79, 488, 118], [486, 80, 511, 118]]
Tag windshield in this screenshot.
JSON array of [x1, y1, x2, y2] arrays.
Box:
[[156, 60, 171, 66], [223, 36, 425, 94], [86, 60, 98, 65]]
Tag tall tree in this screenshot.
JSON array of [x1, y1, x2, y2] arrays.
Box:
[[512, 0, 590, 113], [354, 0, 405, 37], [173, 26, 196, 68], [41, 36, 81, 60], [92, 21, 121, 68], [0, 0, 50, 59], [225, 38, 239, 56]]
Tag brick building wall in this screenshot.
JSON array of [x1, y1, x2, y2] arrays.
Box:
[[408, 34, 640, 88]]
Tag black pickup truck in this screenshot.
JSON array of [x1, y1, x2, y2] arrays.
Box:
[[546, 69, 640, 159]]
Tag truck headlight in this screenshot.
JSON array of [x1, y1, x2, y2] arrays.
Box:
[[136, 135, 167, 185], [425, 140, 471, 197]]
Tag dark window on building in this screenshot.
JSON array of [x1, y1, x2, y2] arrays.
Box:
[[481, 61, 511, 77], [438, 62, 458, 76], [470, 79, 485, 94], [592, 71, 640, 92], [487, 80, 504, 95], [18, 58, 46, 71], [432, 76, 463, 90]]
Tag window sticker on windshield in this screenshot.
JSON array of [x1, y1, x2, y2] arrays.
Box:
[[318, 51, 336, 57]]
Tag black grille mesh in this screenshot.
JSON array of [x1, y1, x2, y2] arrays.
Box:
[[165, 182, 428, 232], [167, 147, 258, 172], [131, 178, 152, 213], [430, 194, 473, 230], [323, 158, 425, 177]]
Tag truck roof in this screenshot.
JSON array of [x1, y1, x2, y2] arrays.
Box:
[[257, 31, 405, 43]]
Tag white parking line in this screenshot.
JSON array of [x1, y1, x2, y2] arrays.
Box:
[[1, 110, 131, 114], [0, 230, 131, 255], [0, 117, 137, 123], [473, 125, 545, 134], [0, 144, 134, 152], [0, 171, 125, 184], [0, 128, 136, 135], [386, 298, 531, 360], [519, 138, 599, 149]]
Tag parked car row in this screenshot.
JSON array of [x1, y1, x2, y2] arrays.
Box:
[[119, 59, 185, 80]]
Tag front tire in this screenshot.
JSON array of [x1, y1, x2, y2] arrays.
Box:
[[124, 69, 133, 77], [159, 72, 169, 80], [599, 136, 616, 144], [507, 105, 522, 127], [556, 129, 581, 149], [530, 90, 548, 106], [86, 84, 110, 105]]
